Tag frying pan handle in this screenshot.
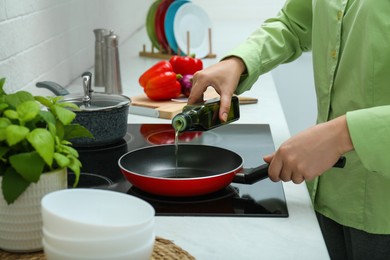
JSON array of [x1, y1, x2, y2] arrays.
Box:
[[233, 164, 268, 185], [333, 156, 346, 168], [233, 156, 346, 185]]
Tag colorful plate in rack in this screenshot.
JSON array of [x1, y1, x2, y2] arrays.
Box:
[[155, 0, 174, 53], [146, 0, 162, 50], [164, 0, 190, 55], [173, 2, 212, 58]]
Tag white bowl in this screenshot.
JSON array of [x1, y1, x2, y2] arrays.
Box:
[[42, 220, 154, 256], [41, 189, 155, 239], [43, 235, 155, 260]]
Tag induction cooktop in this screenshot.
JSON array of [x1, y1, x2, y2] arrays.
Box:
[[69, 124, 289, 217]]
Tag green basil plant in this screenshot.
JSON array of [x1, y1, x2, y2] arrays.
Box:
[[0, 78, 93, 204]]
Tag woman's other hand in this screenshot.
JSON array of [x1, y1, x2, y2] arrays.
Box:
[[263, 115, 354, 184]]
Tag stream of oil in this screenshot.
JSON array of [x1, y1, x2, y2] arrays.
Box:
[[174, 129, 179, 177]]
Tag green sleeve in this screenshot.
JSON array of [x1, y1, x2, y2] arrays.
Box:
[[346, 106, 390, 174], [222, 0, 313, 95]]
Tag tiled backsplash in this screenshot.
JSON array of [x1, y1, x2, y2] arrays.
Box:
[[0, 0, 284, 95], [0, 0, 151, 95]]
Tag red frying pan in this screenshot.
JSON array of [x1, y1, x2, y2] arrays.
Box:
[[118, 144, 346, 197]]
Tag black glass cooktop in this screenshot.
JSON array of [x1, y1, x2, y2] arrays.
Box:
[[69, 124, 288, 217]]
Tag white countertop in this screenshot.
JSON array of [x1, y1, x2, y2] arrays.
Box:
[[68, 20, 329, 260]]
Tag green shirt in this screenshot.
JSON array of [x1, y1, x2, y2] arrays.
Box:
[[226, 0, 390, 234]]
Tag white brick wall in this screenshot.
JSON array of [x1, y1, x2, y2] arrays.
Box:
[[0, 0, 151, 95]]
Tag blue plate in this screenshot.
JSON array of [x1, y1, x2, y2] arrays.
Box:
[[164, 0, 190, 55]]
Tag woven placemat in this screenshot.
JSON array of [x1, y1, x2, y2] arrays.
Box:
[[0, 237, 196, 260]]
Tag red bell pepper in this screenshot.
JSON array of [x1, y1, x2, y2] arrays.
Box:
[[138, 61, 173, 88], [144, 71, 182, 101], [169, 55, 203, 75]]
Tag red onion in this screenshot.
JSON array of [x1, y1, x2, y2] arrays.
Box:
[[179, 74, 193, 97]]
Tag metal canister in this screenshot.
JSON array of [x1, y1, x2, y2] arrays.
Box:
[[93, 29, 108, 87], [104, 30, 122, 94]]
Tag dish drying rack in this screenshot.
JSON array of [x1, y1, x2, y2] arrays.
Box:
[[139, 28, 217, 59]]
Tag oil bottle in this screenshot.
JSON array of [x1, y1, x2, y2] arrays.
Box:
[[172, 96, 240, 132]]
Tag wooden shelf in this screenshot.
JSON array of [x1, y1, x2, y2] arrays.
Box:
[[139, 28, 217, 59]]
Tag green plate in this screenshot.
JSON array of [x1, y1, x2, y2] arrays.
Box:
[[146, 0, 163, 50]]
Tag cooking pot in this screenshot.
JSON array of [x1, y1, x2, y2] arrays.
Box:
[[36, 72, 130, 147], [118, 144, 346, 197]]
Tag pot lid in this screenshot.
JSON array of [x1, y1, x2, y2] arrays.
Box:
[[62, 92, 130, 111], [36, 72, 130, 111]]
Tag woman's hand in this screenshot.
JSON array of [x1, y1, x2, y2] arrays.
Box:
[[263, 115, 354, 184], [188, 57, 246, 122]]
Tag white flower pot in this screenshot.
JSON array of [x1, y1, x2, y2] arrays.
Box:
[[0, 168, 67, 252]]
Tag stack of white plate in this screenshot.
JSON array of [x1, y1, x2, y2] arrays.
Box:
[[41, 189, 155, 260], [146, 0, 212, 58]]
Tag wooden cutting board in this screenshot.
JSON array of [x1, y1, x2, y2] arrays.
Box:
[[129, 87, 258, 119], [130, 87, 216, 119]]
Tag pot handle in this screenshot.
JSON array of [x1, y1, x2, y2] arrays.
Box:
[[233, 156, 346, 185], [36, 81, 69, 96]]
